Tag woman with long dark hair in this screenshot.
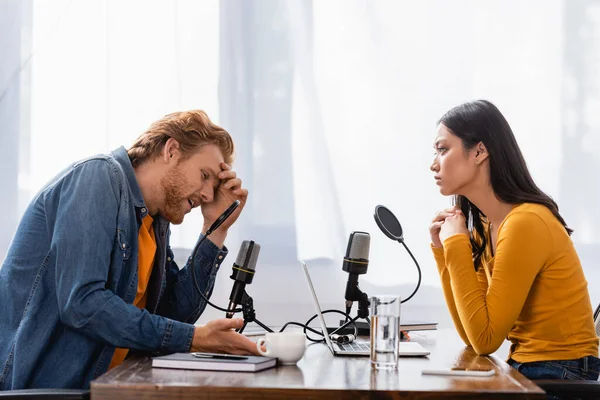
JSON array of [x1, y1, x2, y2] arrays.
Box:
[[430, 100, 599, 381]]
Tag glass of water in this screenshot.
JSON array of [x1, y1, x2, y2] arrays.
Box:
[[370, 295, 401, 370]]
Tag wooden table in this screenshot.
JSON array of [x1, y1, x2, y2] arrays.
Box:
[[91, 329, 545, 399]]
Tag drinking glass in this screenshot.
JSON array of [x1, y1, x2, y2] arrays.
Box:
[[370, 295, 401, 370]]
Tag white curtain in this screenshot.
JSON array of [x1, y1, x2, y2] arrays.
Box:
[[287, 0, 572, 288], [23, 0, 220, 250], [2, 0, 600, 324]]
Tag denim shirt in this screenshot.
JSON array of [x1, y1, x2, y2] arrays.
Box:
[[0, 147, 227, 390]]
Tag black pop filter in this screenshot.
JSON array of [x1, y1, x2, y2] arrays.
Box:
[[374, 205, 403, 242]]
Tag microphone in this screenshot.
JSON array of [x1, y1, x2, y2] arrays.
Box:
[[205, 200, 240, 236], [342, 231, 370, 315], [226, 240, 261, 318]]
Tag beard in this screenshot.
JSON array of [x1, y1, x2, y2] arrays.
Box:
[[160, 167, 188, 224]]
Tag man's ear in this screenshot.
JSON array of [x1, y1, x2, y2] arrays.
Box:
[[163, 138, 181, 163], [474, 142, 489, 164]]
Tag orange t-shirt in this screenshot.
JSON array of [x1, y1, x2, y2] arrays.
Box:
[[108, 214, 156, 369]]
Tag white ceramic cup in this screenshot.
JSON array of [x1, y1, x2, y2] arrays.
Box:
[[256, 332, 306, 365]]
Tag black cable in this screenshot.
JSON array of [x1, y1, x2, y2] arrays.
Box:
[[190, 234, 242, 314], [304, 312, 360, 343], [278, 309, 361, 343], [345, 306, 351, 323], [278, 322, 323, 337], [399, 240, 421, 304]]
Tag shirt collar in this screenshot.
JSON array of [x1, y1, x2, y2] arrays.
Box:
[[111, 146, 148, 217]]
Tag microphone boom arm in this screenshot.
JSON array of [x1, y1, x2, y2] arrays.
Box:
[[399, 239, 422, 304]]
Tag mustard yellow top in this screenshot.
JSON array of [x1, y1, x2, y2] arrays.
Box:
[[432, 203, 598, 362]]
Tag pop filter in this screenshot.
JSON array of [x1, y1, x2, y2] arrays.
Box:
[[374, 205, 403, 242], [373, 204, 421, 304]]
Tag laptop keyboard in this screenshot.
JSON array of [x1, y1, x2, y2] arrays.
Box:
[[337, 342, 370, 352]]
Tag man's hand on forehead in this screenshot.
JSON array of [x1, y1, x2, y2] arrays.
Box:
[[199, 161, 247, 243], [217, 163, 235, 182], [216, 163, 245, 196]]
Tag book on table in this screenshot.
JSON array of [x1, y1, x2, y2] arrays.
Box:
[[400, 320, 438, 331], [335, 320, 438, 336], [152, 352, 277, 372]]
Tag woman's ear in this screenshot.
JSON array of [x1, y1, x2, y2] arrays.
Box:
[[474, 142, 489, 164]]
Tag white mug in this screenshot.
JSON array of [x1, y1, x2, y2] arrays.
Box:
[[256, 332, 306, 365]]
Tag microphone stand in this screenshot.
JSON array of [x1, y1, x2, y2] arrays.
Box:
[[337, 283, 371, 338], [236, 290, 274, 334], [345, 274, 371, 318], [354, 290, 370, 321]]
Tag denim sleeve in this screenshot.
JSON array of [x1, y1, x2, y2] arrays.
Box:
[[50, 160, 194, 353], [157, 236, 228, 323]]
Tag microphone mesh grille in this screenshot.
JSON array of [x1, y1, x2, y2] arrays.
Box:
[[235, 240, 261, 271], [348, 232, 370, 259]]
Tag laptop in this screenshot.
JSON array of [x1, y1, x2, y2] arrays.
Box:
[[300, 260, 430, 357]]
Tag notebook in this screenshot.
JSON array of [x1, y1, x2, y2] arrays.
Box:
[[400, 320, 438, 331], [335, 320, 438, 336], [152, 352, 277, 372], [300, 260, 430, 357]]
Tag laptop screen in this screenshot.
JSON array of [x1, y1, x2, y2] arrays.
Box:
[[300, 260, 431, 358], [300, 260, 337, 353]]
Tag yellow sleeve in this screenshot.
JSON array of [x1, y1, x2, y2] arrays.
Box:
[[431, 245, 471, 346], [432, 244, 485, 347], [442, 212, 552, 355]]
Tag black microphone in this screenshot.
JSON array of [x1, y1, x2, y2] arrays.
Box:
[[342, 231, 370, 315], [206, 200, 240, 236], [226, 240, 261, 318]]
